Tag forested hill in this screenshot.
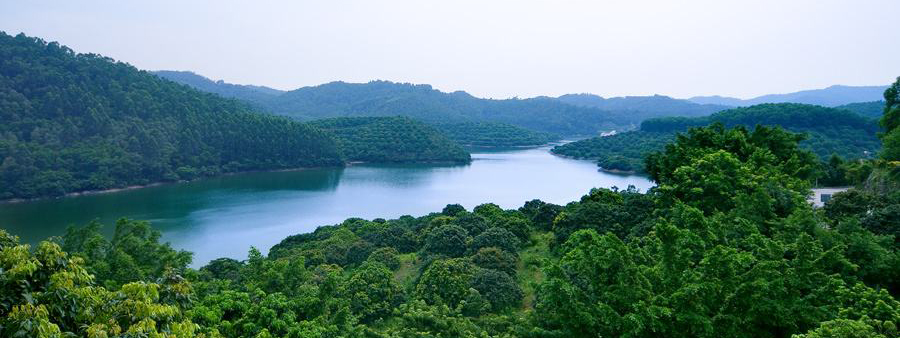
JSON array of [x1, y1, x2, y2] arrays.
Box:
[[556, 93, 730, 120], [152, 73, 580, 144], [153, 70, 284, 104], [553, 103, 882, 172], [0, 32, 344, 200], [309, 116, 471, 163], [688, 84, 888, 107]]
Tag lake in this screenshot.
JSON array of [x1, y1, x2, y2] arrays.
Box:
[[0, 145, 654, 267]]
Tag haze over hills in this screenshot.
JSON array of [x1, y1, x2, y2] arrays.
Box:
[[688, 84, 889, 107]]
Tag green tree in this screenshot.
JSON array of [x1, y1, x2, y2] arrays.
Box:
[[345, 262, 404, 322], [416, 259, 476, 308], [471, 269, 523, 311], [471, 227, 520, 254], [424, 225, 469, 257]]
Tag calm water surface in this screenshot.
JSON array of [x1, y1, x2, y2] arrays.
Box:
[[0, 145, 653, 267]]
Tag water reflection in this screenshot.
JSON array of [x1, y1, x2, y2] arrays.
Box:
[[0, 146, 653, 266]]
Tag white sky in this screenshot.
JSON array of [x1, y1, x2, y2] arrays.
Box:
[[1, 0, 897, 99]]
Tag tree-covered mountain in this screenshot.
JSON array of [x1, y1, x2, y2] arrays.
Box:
[[689, 84, 889, 107], [309, 116, 471, 163], [5, 123, 897, 337], [154, 73, 595, 143], [153, 70, 284, 104], [556, 93, 730, 121], [0, 32, 345, 200], [553, 103, 882, 172], [836, 100, 886, 118]]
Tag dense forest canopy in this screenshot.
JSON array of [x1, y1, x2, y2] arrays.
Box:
[[0, 32, 345, 200], [2, 122, 897, 337], [309, 116, 471, 163], [554, 103, 883, 173]]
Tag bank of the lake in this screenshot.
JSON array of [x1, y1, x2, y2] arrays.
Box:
[[0, 146, 654, 267]]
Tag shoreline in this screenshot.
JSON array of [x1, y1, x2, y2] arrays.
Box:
[[0, 158, 476, 205], [0, 164, 344, 205]]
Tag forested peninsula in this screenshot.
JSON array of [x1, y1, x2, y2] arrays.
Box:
[[553, 103, 883, 175]]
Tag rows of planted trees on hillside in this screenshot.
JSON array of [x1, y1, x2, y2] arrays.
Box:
[[309, 116, 471, 163], [429, 120, 559, 147], [4, 114, 898, 336]]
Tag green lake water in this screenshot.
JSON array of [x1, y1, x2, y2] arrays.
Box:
[[0, 145, 653, 267]]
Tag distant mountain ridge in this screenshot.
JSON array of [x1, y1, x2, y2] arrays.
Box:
[[556, 93, 730, 120], [688, 85, 888, 107], [155, 71, 736, 136], [155, 70, 890, 137]]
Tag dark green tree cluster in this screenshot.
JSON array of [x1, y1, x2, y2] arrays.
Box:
[[0, 32, 344, 200], [533, 124, 899, 338], [4, 122, 899, 337], [309, 116, 471, 163]]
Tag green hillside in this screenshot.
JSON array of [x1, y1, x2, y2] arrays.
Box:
[[0, 32, 344, 200], [310, 116, 471, 163], [553, 103, 882, 173]]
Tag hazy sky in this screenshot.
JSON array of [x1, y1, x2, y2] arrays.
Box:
[[1, 0, 898, 99]]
